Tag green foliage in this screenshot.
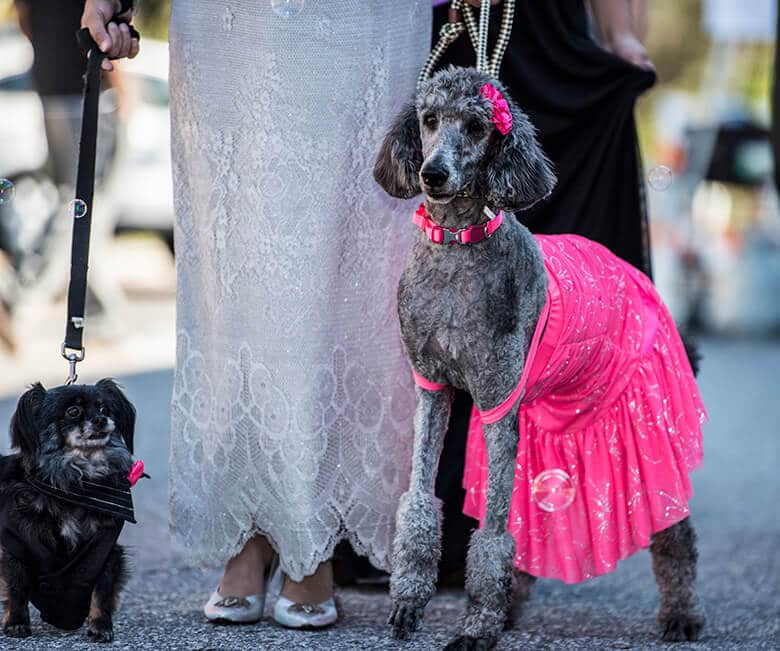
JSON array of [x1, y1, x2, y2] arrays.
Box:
[[135, 0, 171, 40], [645, 0, 711, 89]]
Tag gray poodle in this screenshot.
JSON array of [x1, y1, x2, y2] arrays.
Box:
[[373, 67, 703, 650]]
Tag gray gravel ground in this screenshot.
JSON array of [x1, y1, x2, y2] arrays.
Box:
[[0, 337, 778, 650]]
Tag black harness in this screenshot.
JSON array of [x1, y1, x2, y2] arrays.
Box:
[[26, 476, 136, 524]]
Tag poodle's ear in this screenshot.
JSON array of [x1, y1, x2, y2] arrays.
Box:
[[10, 382, 46, 456], [484, 96, 557, 213], [97, 378, 136, 453], [373, 100, 422, 199]]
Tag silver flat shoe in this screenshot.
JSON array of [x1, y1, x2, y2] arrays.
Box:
[[272, 594, 338, 629], [204, 589, 265, 624], [204, 554, 278, 624], [269, 565, 338, 629]]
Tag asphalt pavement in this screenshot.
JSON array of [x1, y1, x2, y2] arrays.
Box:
[[0, 337, 778, 650]]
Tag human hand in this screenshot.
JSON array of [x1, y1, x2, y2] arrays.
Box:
[[603, 32, 655, 71], [81, 0, 139, 71]]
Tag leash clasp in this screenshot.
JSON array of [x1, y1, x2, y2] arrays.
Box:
[[61, 343, 85, 385]]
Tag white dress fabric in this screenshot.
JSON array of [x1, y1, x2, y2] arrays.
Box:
[[168, 1, 430, 580]]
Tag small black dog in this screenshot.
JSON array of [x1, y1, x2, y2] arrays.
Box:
[[0, 379, 138, 642]]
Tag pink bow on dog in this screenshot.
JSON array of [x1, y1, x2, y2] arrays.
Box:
[[128, 460, 146, 487], [480, 83, 513, 135]]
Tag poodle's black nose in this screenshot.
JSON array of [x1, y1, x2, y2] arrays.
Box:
[[421, 165, 449, 188]]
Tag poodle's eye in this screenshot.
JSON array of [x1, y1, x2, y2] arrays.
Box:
[[65, 406, 83, 420], [467, 119, 486, 137], [423, 113, 438, 130], [99, 405, 110, 416]]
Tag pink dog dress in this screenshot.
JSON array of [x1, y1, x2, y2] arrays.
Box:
[[415, 234, 706, 584]]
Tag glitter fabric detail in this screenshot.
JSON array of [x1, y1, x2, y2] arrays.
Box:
[[462, 235, 706, 584]]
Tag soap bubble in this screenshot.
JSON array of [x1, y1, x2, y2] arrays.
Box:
[[271, 0, 304, 17], [68, 199, 88, 219], [531, 469, 576, 512], [0, 178, 15, 205], [648, 165, 673, 191]]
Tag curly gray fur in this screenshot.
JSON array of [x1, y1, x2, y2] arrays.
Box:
[[651, 518, 704, 641]]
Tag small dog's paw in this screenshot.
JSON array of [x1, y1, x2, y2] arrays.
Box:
[[659, 611, 704, 642], [87, 625, 114, 643], [443, 635, 497, 650], [4, 623, 31, 638], [388, 600, 424, 640]]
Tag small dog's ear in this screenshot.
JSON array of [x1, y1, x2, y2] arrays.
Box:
[[373, 100, 422, 199], [484, 94, 557, 213], [97, 378, 136, 453], [10, 382, 46, 456]]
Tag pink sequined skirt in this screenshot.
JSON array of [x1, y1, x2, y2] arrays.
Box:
[[462, 235, 706, 584]]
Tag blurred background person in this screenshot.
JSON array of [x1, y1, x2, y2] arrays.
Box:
[[7, 0, 128, 336]]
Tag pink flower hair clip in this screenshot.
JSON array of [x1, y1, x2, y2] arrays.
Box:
[[480, 83, 513, 135]]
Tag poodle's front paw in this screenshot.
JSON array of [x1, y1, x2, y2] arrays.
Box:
[[443, 634, 497, 650], [388, 600, 424, 640], [87, 622, 114, 644], [3, 622, 31, 638], [659, 611, 704, 642]]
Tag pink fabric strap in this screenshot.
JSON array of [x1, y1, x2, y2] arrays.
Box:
[[410, 292, 553, 420], [478, 295, 552, 425], [412, 369, 448, 392], [413, 204, 503, 245]]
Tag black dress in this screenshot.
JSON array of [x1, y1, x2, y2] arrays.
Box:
[[432, 0, 656, 579]]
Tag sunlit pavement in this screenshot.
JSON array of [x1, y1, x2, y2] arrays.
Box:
[[0, 267, 777, 648]]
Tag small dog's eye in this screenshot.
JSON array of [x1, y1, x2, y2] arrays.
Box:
[[467, 119, 485, 136], [65, 406, 82, 419], [99, 405, 110, 416], [423, 114, 438, 129]]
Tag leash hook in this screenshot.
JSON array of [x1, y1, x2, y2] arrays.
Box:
[[61, 343, 85, 385]]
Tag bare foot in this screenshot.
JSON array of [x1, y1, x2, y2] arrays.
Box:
[[281, 560, 333, 604], [219, 535, 273, 597]]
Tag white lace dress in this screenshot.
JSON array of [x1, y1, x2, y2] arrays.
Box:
[[168, 1, 430, 580]]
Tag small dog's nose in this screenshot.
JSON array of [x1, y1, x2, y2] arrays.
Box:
[[93, 415, 108, 430], [421, 165, 449, 188]]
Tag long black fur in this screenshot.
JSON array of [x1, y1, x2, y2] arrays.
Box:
[[1, 379, 135, 642]]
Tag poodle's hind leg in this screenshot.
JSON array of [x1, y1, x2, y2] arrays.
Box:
[[389, 386, 453, 640], [445, 412, 519, 651], [650, 517, 704, 642], [505, 570, 536, 630]]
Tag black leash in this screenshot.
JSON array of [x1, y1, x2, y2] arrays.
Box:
[[61, 23, 139, 384]]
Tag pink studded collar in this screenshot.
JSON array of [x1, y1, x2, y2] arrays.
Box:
[[413, 203, 503, 245]]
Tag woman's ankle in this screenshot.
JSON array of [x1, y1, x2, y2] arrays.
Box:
[[281, 560, 333, 604], [219, 535, 273, 597]]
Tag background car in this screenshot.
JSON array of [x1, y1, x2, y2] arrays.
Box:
[[0, 26, 174, 250]]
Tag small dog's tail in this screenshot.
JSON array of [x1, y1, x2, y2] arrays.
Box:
[[679, 331, 702, 378]]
